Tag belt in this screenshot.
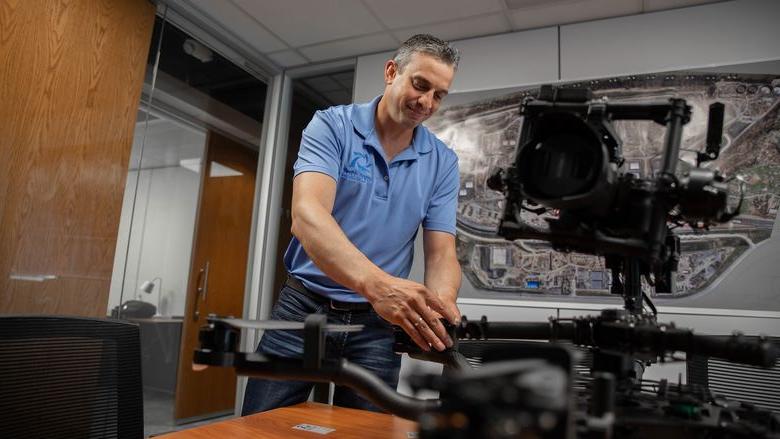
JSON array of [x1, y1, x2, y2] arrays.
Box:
[[285, 276, 372, 312]]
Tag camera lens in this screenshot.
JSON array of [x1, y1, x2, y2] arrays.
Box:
[[518, 112, 604, 201]]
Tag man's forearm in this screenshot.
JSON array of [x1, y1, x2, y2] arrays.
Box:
[[291, 201, 385, 299], [424, 252, 461, 300], [422, 230, 462, 325], [424, 253, 462, 324]]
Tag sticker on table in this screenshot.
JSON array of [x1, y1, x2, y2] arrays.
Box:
[[292, 423, 335, 435]]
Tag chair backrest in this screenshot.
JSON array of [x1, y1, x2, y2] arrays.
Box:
[[687, 336, 780, 414], [0, 316, 143, 438]]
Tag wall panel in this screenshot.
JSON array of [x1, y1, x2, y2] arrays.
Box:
[[560, 0, 780, 80]]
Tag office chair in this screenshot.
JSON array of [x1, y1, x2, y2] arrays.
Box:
[[687, 336, 780, 414], [0, 316, 144, 438]]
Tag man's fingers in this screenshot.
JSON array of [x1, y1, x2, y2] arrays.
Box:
[[420, 309, 452, 348], [413, 314, 447, 351], [446, 301, 461, 323], [413, 287, 457, 343], [423, 291, 459, 324], [401, 318, 430, 352], [410, 293, 452, 349]]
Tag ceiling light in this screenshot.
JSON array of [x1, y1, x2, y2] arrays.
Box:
[[179, 158, 243, 177], [183, 38, 214, 63]]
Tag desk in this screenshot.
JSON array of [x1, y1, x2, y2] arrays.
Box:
[[158, 402, 418, 438]]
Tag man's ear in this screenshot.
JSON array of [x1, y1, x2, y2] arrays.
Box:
[[384, 60, 398, 85]]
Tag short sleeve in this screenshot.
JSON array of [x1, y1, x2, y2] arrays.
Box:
[[293, 109, 343, 181], [423, 152, 459, 235]]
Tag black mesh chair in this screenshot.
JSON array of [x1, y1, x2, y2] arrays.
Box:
[[0, 316, 144, 439]]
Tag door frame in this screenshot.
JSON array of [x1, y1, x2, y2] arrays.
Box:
[[235, 58, 359, 413], [233, 72, 291, 412]]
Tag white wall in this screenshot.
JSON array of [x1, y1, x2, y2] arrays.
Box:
[[352, 0, 780, 387], [560, 0, 780, 80], [108, 166, 201, 317], [357, 0, 780, 100]]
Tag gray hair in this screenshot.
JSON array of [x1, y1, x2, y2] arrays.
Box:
[[393, 34, 460, 72]]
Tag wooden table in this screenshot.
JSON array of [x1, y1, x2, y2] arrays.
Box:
[[158, 402, 419, 438]]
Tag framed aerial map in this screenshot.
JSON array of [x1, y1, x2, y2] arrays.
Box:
[[426, 68, 780, 305]]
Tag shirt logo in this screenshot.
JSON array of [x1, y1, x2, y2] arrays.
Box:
[[341, 151, 372, 184]]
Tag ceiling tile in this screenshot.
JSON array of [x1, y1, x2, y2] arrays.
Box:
[[642, 0, 722, 12], [331, 71, 355, 88], [266, 50, 309, 67], [392, 13, 510, 43], [232, 0, 384, 47], [191, 0, 287, 52], [299, 33, 398, 62], [303, 76, 344, 92], [507, 0, 643, 30], [364, 0, 504, 29]]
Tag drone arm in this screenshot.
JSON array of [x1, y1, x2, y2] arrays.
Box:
[[448, 316, 777, 368], [235, 358, 438, 420]]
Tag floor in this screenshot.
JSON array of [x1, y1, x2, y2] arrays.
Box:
[[143, 388, 234, 437]]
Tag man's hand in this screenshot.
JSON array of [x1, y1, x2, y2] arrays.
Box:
[[437, 291, 461, 327], [363, 274, 458, 352]]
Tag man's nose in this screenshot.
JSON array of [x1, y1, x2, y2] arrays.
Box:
[[418, 91, 434, 111]]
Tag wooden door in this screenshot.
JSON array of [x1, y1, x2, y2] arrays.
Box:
[[0, 0, 154, 316], [174, 131, 257, 421]]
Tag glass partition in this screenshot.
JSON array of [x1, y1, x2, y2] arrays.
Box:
[[109, 7, 267, 434]]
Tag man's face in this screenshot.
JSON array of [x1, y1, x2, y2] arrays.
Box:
[[383, 53, 455, 129]]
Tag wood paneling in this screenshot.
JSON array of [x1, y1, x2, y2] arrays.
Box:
[[0, 0, 155, 315], [175, 131, 258, 420]]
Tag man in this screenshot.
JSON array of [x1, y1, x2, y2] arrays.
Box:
[[242, 34, 462, 415]]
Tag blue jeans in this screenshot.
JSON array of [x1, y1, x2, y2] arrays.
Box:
[[241, 286, 401, 415]]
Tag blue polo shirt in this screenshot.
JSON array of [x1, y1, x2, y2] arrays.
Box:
[[283, 95, 459, 302]]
